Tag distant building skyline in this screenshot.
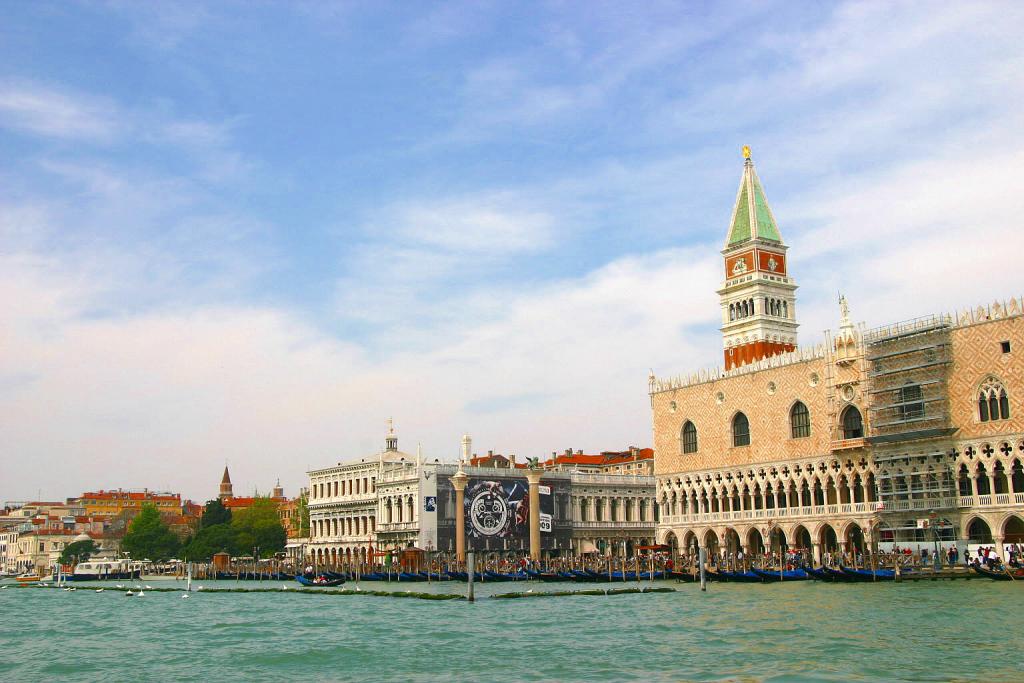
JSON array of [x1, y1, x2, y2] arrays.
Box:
[[3, 2, 1023, 501]]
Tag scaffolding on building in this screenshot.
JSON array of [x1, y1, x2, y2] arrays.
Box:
[[862, 314, 960, 543]]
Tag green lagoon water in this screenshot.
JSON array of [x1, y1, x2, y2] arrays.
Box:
[[1, 578, 1021, 682]]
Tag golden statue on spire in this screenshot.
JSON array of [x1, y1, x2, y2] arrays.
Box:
[[742, 145, 751, 160]]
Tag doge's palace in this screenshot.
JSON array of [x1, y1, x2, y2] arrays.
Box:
[[651, 149, 1024, 563]]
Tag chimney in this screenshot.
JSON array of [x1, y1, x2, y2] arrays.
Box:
[[576, 449, 582, 455]]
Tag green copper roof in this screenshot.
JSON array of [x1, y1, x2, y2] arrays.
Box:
[[726, 157, 783, 246], [729, 182, 752, 244]]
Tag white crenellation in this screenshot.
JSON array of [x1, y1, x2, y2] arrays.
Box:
[[651, 296, 1024, 396]]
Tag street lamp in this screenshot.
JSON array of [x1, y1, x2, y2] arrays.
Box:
[[928, 510, 941, 571]]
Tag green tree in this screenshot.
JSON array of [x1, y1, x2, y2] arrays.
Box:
[[200, 498, 232, 529], [297, 492, 310, 537], [59, 539, 98, 565], [181, 523, 236, 561], [121, 504, 181, 562], [231, 497, 286, 558]]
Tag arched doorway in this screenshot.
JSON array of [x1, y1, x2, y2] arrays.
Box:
[[966, 517, 993, 543], [845, 522, 865, 554], [1003, 515, 1024, 544], [792, 525, 812, 551], [769, 526, 787, 556], [703, 529, 720, 560], [745, 527, 764, 558], [723, 528, 741, 567], [819, 524, 838, 554], [682, 530, 697, 553], [664, 531, 679, 560]]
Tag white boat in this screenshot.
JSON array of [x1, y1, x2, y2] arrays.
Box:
[[68, 559, 143, 581]]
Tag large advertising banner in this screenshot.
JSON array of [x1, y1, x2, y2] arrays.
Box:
[[465, 478, 552, 542]]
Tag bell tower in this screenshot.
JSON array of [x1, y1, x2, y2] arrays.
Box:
[[219, 465, 233, 501], [718, 147, 798, 370]]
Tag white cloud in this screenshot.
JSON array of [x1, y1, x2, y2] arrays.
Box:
[[0, 83, 119, 141], [395, 195, 554, 252]]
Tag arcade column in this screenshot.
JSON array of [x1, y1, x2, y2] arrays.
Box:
[[451, 468, 468, 563], [526, 468, 543, 561]]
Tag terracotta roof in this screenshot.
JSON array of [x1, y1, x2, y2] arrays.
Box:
[[81, 490, 181, 502]]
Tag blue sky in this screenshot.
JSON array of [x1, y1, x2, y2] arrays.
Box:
[[2, 1, 1023, 502]]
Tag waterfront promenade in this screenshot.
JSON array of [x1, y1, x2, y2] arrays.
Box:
[[1, 578, 1021, 682]]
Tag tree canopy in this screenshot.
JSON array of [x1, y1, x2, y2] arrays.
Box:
[[296, 492, 309, 537], [200, 498, 232, 529], [180, 523, 235, 561], [179, 497, 287, 560], [59, 539, 98, 565], [121, 504, 180, 562], [231, 497, 286, 558]]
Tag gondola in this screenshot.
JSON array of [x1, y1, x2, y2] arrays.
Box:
[[416, 571, 452, 581], [821, 566, 855, 582], [525, 569, 563, 582], [751, 567, 809, 582], [668, 570, 698, 582], [296, 575, 345, 587], [802, 566, 839, 582], [971, 564, 1024, 581], [840, 567, 897, 582], [716, 570, 764, 583], [398, 572, 427, 582]]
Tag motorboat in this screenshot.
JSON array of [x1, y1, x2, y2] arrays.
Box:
[[68, 559, 143, 581]]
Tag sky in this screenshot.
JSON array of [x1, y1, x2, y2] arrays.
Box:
[[2, 1, 1024, 504]]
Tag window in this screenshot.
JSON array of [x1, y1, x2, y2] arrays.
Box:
[[732, 412, 750, 447], [790, 401, 810, 438], [1001, 341, 1011, 353], [898, 383, 924, 420], [978, 377, 1010, 421], [681, 421, 698, 454], [842, 406, 864, 439]]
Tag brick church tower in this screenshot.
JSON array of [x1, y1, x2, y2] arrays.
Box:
[[718, 147, 798, 370], [219, 465, 233, 501]]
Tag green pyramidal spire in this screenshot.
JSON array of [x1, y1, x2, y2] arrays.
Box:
[[725, 147, 782, 247]]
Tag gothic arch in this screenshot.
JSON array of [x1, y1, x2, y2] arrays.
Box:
[[963, 515, 995, 542], [680, 420, 698, 454], [977, 375, 1011, 422], [789, 400, 811, 438], [1002, 514, 1024, 543], [731, 411, 751, 447]]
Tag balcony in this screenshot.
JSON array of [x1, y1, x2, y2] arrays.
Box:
[[377, 521, 419, 532], [958, 493, 1024, 508], [661, 502, 879, 526], [574, 520, 654, 530], [570, 474, 655, 486]]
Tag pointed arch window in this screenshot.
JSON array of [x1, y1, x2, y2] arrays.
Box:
[[790, 401, 810, 439], [732, 412, 750, 447], [841, 405, 863, 439], [680, 421, 698, 454], [978, 377, 1010, 422]]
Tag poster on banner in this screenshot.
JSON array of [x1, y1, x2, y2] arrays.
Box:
[[464, 478, 554, 541]]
